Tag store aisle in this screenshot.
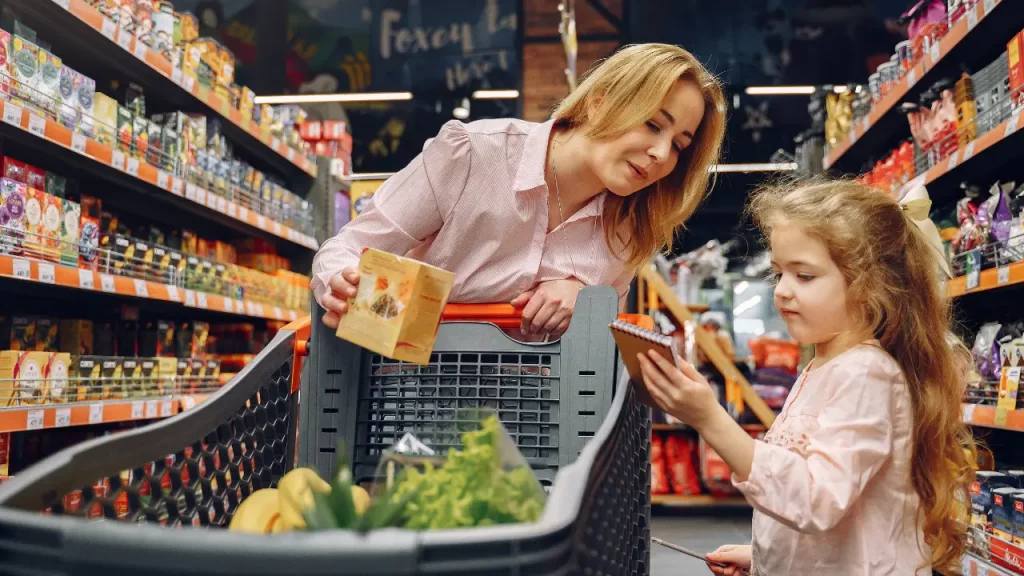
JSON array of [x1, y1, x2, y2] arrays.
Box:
[[651, 511, 753, 575]]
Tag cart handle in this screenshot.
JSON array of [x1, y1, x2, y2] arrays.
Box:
[[441, 304, 521, 329]]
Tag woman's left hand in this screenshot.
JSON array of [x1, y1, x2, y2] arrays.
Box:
[[638, 351, 721, 429], [511, 279, 584, 339]]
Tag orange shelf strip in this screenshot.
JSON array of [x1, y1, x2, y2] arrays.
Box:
[[0, 99, 318, 251], [0, 398, 178, 434], [963, 404, 1024, 431], [61, 0, 315, 178], [650, 494, 750, 507], [823, 0, 1003, 170]]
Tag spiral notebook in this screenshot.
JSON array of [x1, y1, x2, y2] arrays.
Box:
[[609, 319, 680, 382]]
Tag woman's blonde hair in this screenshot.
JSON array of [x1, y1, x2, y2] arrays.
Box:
[[750, 178, 975, 572], [551, 43, 727, 269]]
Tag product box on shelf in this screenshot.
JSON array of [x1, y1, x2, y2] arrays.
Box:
[[79, 195, 100, 270], [9, 35, 40, 106], [60, 199, 80, 267], [974, 471, 1011, 528], [45, 172, 66, 199], [0, 178, 26, 255], [41, 192, 61, 263], [1009, 32, 1024, 112], [121, 358, 141, 398], [22, 186, 43, 258], [92, 93, 118, 146], [116, 105, 133, 155], [1012, 492, 1024, 546], [0, 432, 8, 477], [8, 316, 35, 351], [132, 115, 149, 160], [174, 357, 191, 393], [35, 317, 57, 352], [75, 355, 100, 402], [77, 74, 96, 138], [59, 319, 93, 357], [25, 165, 44, 193], [57, 66, 78, 129], [100, 356, 123, 400], [0, 29, 11, 97], [35, 49, 62, 116], [44, 352, 70, 404], [3, 158, 27, 183], [139, 357, 158, 396], [188, 358, 204, 395], [155, 357, 175, 395], [133, 238, 152, 279], [993, 487, 1023, 541]]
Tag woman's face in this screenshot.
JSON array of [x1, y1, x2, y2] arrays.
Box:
[[589, 77, 705, 197]]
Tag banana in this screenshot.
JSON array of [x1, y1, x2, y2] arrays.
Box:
[[351, 485, 371, 516], [229, 489, 281, 534], [278, 467, 332, 530]]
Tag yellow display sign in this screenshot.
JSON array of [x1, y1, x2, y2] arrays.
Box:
[[349, 180, 385, 221]]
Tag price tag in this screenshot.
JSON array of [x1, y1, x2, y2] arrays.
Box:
[[271, 137, 281, 150], [196, 292, 208, 309], [946, 152, 958, 171], [12, 258, 30, 280], [195, 188, 206, 205], [287, 148, 296, 162], [3, 102, 23, 126], [907, 69, 917, 87], [26, 410, 44, 430], [55, 407, 71, 428], [254, 303, 265, 316], [236, 300, 246, 314], [967, 5, 979, 30], [185, 183, 197, 201], [117, 27, 133, 51], [1005, 113, 1020, 137], [224, 297, 234, 313], [101, 18, 116, 40], [133, 41, 147, 60], [111, 150, 125, 171], [79, 268, 94, 289], [131, 401, 144, 419], [89, 403, 104, 424], [53, 0, 70, 9], [963, 403, 976, 423], [999, 266, 1011, 285], [171, 177, 183, 196], [183, 74, 195, 93], [217, 196, 228, 213], [28, 113, 45, 137], [37, 263, 55, 284], [207, 193, 218, 210], [184, 289, 196, 307], [126, 157, 139, 177], [273, 306, 283, 320], [171, 67, 182, 85], [157, 171, 170, 189], [256, 215, 266, 229], [100, 274, 116, 293], [72, 132, 87, 154], [133, 279, 149, 298], [220, 100, 231, 116], [962, 141, 976, 161], [227, 203, 237, 218], [929, 42, 940, 65], [160, 401, 173, 417], [287, 310, 297, 321], [239, 206, 249, 221], [167, 285, 181, 301], [273, 222, 282, 236], [145, 400, 158, 418], [984, 0, 996, 15]]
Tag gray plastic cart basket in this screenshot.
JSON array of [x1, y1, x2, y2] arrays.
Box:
[[0, 286, 651, 575]]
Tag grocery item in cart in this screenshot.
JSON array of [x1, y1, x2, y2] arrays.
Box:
[[336, 247, 455, 365]]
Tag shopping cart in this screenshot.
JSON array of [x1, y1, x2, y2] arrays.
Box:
[[0, 286, 651, 575]]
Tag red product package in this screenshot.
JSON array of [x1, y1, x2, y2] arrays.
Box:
[[700, 437, 739, 497], [25, 164, 46, 192], [750, 337, 802, 375], [3, 157, 28, 184], [664, 434, 702, 495], [651, 434, 670, 495]]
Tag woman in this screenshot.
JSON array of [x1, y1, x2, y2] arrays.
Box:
[[312, 43, 727, 339]]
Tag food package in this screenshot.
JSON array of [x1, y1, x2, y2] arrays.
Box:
[[60, 199, 80, 267], [44, 352, 70, 404], [665, 434, 702, 495], [0, 29, 11, 97], [0, 351, 50, 406], [336, 248, 455, 365], [41, 192, 62, 262], [36, 48, 62, 116], [79, 195, 101, 270], [974, 323, 1003, 381], [9, 36, 40, 105], [0, 178, 26, 255], [76, 74, 96, 138], [650, 434, 670, 495], [22, 186, 44, 258], [699, 437, 739, 497], [92, 93, 118, 146]]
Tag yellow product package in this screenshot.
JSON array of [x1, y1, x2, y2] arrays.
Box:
[[336, 248, 455, 365]]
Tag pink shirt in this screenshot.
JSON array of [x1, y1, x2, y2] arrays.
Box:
[[734, 343, 931, 575], [311, 118, 634, 308]]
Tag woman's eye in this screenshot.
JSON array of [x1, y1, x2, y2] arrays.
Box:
[[646, 121, 661, 134], [671, 141, 683, 153]]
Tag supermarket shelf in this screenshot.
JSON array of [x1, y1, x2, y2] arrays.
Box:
[[962, 403, 1024, 432], [0, 254, 302, 323], [650, 494, 750, 508], [961, 553, 1016, 576], [948, 254, 1024, 298], [652, 423, 766, 433], [0, 398, 178, 434], [823, 0, 1012, 172], [0, 100, 318, 252], [4, 0, 317, 184]]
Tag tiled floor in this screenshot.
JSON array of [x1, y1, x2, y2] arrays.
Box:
[[650, 509, 753, 575]]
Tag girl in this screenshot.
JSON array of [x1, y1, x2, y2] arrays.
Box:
[[638, 180, 974, 575], [313, 44, 726, 339]]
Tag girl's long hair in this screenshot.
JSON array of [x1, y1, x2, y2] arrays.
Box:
[[551, 43, 727, 269], [750, 178, 975, 572]]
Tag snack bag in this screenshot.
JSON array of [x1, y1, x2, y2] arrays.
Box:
[[651, 434, 671, 495], [665, 434, 702, 495]]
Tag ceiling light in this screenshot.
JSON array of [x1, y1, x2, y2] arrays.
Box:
[[733, 295, 762, 316], [472, 89, 520, 99], [253, 92, 414, 105], [745, 86, 816, 96], [709, 162, 798, 173], [453, 97, 470, 119], [833, 86, 849, 94], [734, 280, 749, 295]]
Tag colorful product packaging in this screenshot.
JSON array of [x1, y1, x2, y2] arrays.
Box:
[[45, 172, 66, 199], [117, 105, 133, 154], [993, 486, 1022, 541], [59, 319, 94, 356], [9, 36, 40, 105], [92, 92, 118, 146], [79, 195, 101, 270], [1012, 492, 1024, 546], [1009, 32, 1024, 112], [973, 471, 1010, 528], [100, 357, 124, 400], [60, 199, 80, 267], [0, 29, 11, 98], [76, 74, 96, 138], [0, 178, 26, 255], [36, 48, 62, 116], [44, 352, 71, 404], [41, 192, 62, 262], [76, 355, 101, 402], [0, 350, 50, 406], [22, 186, 44, 258]]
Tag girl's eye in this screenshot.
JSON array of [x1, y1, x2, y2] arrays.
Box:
[[797, 274, 814, 282]]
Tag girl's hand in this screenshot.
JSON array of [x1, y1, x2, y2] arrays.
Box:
[[705, 544, 752, 575], [511, 279, 584, 339], [637, 350, 720, 429], [320, 268, 360, 329]]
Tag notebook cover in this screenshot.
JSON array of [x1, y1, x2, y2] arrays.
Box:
[[610, 320, 677, 383]]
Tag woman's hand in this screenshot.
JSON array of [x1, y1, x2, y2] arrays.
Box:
[[705, 545, 751, 575], [637, 350, 721, 429], [511, 279, 584, 339], [319, 268, 360, 329]]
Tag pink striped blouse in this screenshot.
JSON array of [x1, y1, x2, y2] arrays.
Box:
[[311, 118, 635, 308]]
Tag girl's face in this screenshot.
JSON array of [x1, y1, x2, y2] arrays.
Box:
[[588, 78, 705, 197], [770, 223, 860, 346]]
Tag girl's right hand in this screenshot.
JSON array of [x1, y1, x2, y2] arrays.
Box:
[[320, 268, 360, 329], [706, 544, 752, 575]]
